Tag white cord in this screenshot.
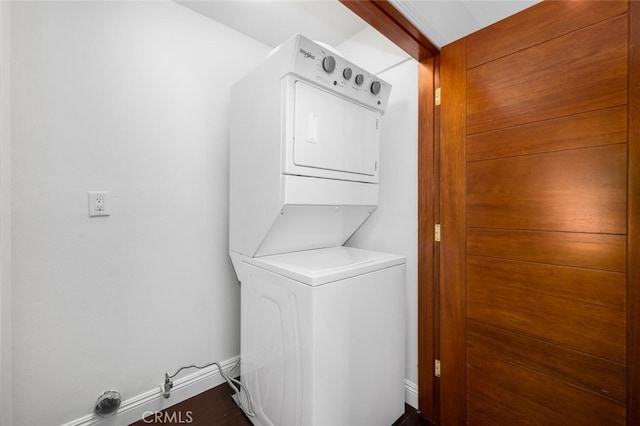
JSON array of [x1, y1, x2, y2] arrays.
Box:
[[163, 359, 255, 417], [221, 359, 255, 418]]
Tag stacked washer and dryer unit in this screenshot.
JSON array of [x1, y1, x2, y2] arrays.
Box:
[[229, 34, 406, 426]]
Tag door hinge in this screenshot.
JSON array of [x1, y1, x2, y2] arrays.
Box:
[[435, 87, 441, 106], [435, 359, 441, 377], [435, 224, 441, 242]]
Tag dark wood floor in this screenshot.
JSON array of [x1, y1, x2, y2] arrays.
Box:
[[130, 381, 432, 425]]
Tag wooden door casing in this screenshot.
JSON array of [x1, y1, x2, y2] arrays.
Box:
[[627, 0, 640, 422]]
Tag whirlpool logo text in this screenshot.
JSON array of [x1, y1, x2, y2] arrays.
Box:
[[299, 48, 315, 60]]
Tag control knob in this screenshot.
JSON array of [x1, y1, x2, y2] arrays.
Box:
[[343, 68, 353, 80], [355, 74, 364, 86], [322, 56, 336, 73], [370, 80, 382, 95]]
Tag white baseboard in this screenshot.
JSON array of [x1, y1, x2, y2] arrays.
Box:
[[404, 379, 418, 409], [62, 359, 417, 425], [61, 356, 240, 426]]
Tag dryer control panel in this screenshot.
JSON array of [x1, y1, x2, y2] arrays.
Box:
[[290, 35, 391, 113]]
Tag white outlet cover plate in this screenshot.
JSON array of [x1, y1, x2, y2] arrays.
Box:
[[88, 191, 109, 217]]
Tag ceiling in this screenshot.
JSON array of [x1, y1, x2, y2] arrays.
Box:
[[177, 0, 541, 51], [177, 1, 368, 48], [390, 0, 540, 48]]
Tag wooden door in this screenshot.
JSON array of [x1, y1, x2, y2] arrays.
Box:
[[439, 1, 639, 425]]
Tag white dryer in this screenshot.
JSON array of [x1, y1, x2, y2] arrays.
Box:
[[229, 34, 405, 426], [229, 34, 391, 260]]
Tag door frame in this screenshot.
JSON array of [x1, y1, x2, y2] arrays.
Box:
[[628, 1, 640, 422]]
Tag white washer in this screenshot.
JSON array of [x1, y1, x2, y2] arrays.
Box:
[[239, 247, 406, 426]]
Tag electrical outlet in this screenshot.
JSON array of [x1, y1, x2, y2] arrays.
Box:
[[88, 191, 109, 217]]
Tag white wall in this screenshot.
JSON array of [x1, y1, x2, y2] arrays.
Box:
[[1, 1, 13, 425], [338, 26, 410, 75], [340, 28, 419, 407], [10, 2, 269, 425]]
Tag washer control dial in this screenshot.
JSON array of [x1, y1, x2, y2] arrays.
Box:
[[355, 74, 364, 86], [343, 68, 353, 80], [322, 56, 336, 73], [370, 80, 382, 95]]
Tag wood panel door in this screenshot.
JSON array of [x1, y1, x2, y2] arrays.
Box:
[[439, 1, 639, 424]]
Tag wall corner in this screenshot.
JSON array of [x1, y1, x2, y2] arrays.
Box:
[[0, 1, 13, 425]]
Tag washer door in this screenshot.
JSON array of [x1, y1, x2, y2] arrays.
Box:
[[292, 81, 380, 177]]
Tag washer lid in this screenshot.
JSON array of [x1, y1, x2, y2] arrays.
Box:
[[244, 246, 405, 286]]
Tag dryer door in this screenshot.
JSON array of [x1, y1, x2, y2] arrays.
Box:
[[291, 81, 380, 180]]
